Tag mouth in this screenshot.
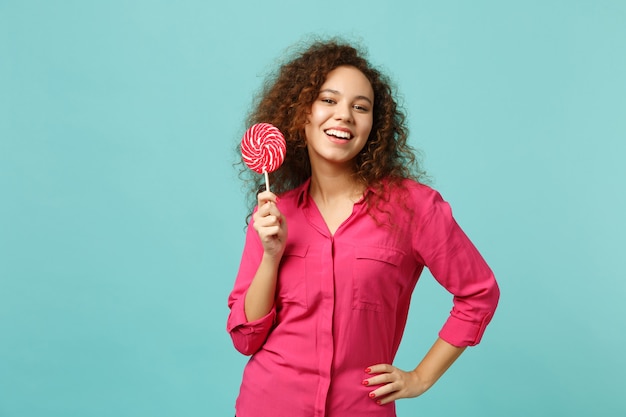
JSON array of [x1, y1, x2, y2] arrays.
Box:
[[324, 128, 353, 141]]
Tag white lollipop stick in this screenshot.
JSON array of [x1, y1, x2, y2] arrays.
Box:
[[264, 170, 270, 192]]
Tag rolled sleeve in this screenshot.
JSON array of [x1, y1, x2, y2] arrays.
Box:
[[439, 291, 498, 347], [227, 297, 276, 355]]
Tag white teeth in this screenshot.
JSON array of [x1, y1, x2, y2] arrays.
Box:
[[325, 129, 351, 139]]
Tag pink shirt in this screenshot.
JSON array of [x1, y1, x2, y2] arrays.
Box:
[[227, 179, 499, 417]]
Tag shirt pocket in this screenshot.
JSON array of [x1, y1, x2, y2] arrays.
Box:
[[352, 246, 404, 312], [277, 244, 309, 309]]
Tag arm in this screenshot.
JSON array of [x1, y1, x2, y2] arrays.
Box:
[[363, 338, 466, 404], [244, 252, 281, 321], [363, 189, 499, 404], [226, 191, 287, 355], [244, 191, 287, 320]]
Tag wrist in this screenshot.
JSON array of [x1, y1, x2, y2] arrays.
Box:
[[261, 251, 283, 267], [410, 368, 435, 393]]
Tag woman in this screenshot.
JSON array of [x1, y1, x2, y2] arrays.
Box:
[[227, 39, 500, 417]]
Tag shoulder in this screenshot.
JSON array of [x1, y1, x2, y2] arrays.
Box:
[[389, 178, 445, 212], [365, 177, 447, 227], [396, 178, 439, 197]]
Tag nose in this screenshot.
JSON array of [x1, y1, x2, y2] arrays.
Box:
[[334, 102, 353, 123]]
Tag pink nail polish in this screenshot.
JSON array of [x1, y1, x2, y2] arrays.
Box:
[[369, 393, 375, 398], [362, 380, 369, 386], [364, 367, 371, 373], [376, 400, 381, 405]]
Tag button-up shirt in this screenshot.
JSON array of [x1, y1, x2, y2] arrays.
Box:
[[227, 178, 499, 417]]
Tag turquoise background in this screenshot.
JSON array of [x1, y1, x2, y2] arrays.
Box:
[[1, 0, 625, 416]]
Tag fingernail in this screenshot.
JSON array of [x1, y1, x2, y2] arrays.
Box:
[[369, 393, 376, 398], [362, 380, 369, 386], [275, 196, 280, 203], [364, 367, 371, 373], [376, 400, 381, 405]]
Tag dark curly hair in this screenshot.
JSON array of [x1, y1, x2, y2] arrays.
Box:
[[237, 37, 427, 215]]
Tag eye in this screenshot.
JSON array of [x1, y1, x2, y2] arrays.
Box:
[[353, 104, 370, 112], [321, 97, 336, 104]]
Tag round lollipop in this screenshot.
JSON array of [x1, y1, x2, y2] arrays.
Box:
[[241, 123, 286, 192]]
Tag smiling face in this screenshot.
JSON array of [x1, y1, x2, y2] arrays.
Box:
[[304, 65, 374, 171]]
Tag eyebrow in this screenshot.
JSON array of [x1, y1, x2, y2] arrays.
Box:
[[320, 89, 373, 105]]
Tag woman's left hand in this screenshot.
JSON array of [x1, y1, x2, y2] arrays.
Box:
[[362, 364, 430, 405], [364, 339, 466, 405]]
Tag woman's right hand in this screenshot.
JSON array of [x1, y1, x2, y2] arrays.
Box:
[[253, 191, 287, 258]]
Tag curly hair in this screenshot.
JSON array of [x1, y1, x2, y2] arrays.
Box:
[[237, 37, 427, 215]]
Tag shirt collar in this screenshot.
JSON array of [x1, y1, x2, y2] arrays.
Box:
[[296, 178, 312, 208]]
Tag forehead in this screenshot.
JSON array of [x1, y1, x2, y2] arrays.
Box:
[[321, 66, 374, 100]]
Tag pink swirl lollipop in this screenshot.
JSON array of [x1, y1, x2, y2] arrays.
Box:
[[241, 123, 286, 191]]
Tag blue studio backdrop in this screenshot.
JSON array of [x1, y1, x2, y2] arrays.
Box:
[[1, 1, 625, 416]]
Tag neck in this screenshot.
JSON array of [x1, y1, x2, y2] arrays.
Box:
[[309, 165, 364, 205]]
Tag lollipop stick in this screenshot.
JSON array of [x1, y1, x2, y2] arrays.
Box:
[[264, 170, 270, 192]]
